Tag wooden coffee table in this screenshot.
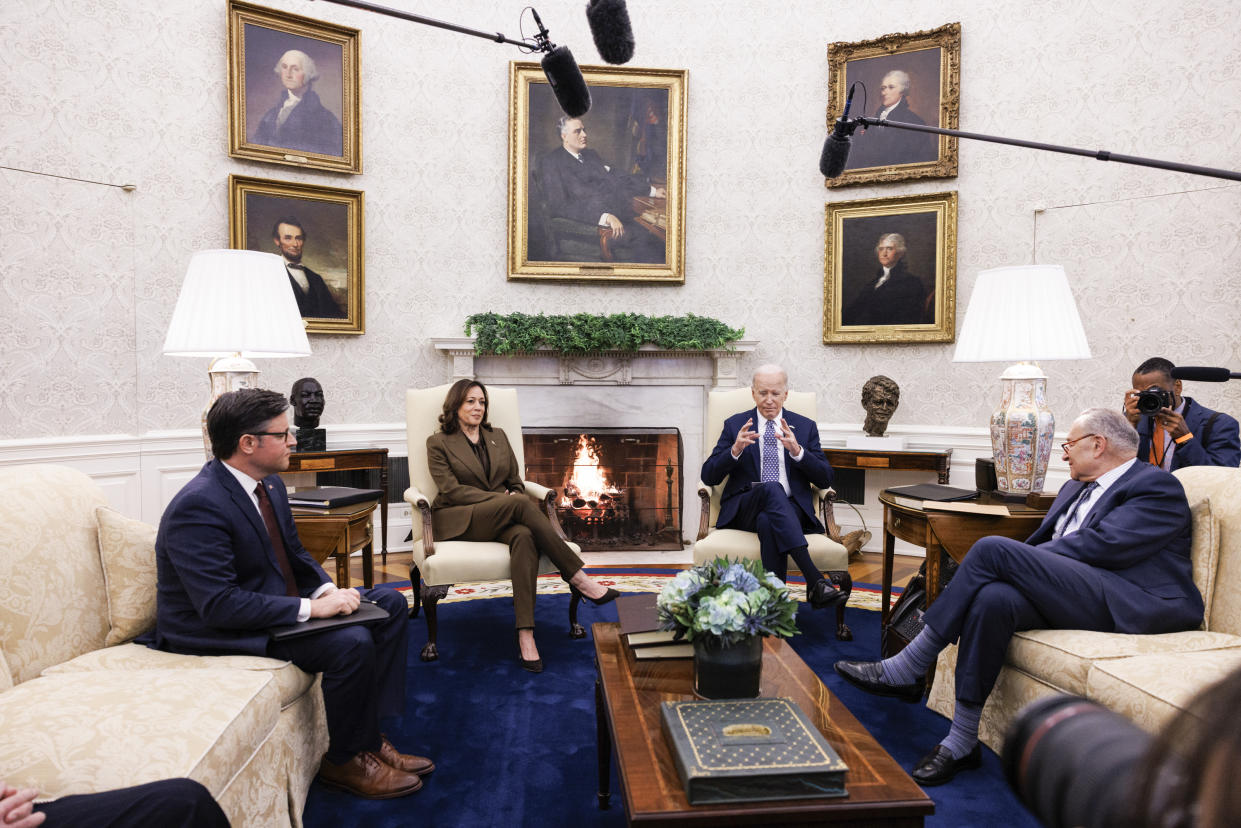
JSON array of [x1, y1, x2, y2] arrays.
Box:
[[593, 622, 933, 825]]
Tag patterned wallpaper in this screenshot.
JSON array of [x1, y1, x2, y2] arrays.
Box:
[[1, 0, 1239, 441]]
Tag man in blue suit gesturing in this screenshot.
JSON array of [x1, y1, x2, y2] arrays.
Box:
[[150, 389, 432, 799], [835, 407, 1203, 786], [701, 365, 847, 609]]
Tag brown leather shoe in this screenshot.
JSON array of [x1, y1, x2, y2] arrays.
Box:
[[378, 733, 436, 776], [318, 751, 423, 799]]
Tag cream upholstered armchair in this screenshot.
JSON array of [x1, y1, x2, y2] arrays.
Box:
[[693, 387, 854, 640], [404, 384, 585, 661]]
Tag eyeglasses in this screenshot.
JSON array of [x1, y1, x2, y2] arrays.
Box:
[[1060, 433, 1098, 452], [248, 429, 295, 441]]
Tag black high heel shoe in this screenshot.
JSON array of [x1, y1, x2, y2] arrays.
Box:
[[515, 632, 543, 673], [570, 584, 621, 607]]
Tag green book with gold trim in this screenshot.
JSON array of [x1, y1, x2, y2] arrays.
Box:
[[660, 697, 848, 805]]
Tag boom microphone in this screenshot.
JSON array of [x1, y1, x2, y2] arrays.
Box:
[[541, 45, 591, 117], [585, 0, 635, 64], [820, 85, 860, 178], [1170, 366, 1241, 382]]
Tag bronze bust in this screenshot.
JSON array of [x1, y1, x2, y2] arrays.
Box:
[[291, 377, 326, 451], [861, 375, 900, 437]]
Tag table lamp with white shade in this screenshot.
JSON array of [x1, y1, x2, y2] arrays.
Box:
[[163, 249, 311, 455], [952, 264, 1091, 497]]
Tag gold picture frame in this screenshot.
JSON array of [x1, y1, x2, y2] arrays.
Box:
[[825, 22, 960, 188], [228, 0, 361, 174], [824, 191, 957, 345], [229, 174, 365, 335], [507, 62, 687, 283]]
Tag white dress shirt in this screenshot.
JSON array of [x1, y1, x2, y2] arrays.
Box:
[[1054, 457, 1137, 538]]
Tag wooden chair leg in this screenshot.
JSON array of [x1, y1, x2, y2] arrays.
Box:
[[419, 584, 450, 662], [568, 588, 586, 639], [407, 564, 423, 619], [828, 570, 853, 641]]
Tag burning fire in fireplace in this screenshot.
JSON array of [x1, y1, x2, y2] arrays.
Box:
[[560, 435, 628, 524]]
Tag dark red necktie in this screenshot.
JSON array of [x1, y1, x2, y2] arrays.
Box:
[[255, 483, 299, 597]]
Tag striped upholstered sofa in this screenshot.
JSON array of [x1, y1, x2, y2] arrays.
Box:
[[927, 466, 1241, 750], [0, 465, 329, 826]]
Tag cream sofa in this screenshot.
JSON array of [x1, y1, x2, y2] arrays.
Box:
[[927, 465, 1241, 750], [0, 465, 329, 826]]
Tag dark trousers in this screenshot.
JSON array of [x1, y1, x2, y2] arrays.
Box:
[[456, 494, 585, 629], [923, 536, 1116, 705], [36, 778, 228, 828], [267, 586, 409, 763], [719, 481, 823, 584]]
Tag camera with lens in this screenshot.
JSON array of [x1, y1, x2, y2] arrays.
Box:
[[1135, 387, 1174, 416], [1004, 695, 1154, 828]]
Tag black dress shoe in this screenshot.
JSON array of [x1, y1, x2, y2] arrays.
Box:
[[808, 578, 847, 610], [911, 743, 981, 786], [572, 585, 620, 607], [516, 633, 543, 673], [833, 660, 925, 703]]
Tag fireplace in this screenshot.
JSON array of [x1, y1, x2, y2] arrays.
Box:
[[523, 427, 683, 552]]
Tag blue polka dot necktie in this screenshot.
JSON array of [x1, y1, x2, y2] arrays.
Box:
[[761, 420, 780, 483]]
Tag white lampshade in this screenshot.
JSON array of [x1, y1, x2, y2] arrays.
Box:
[[163, 249, 311, 358], [953, 265, 1091, 363]]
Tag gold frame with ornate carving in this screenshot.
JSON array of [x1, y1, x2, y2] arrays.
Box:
[[228, 1, 361, 174], [824, 191, 957, 344], [825, 22, 960, 188], [507, 62, 687, 283], [229, 175, 365, 335]]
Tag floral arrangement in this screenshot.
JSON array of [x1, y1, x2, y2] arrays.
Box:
[[656, 557, 799, 647]]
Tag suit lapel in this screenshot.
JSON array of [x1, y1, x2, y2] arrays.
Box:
[[444, 431, 488, 487], [211, 461, 281, 569], [483, 429, 507, 490]]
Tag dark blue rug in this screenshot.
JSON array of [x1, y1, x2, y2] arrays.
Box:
[[302, 593, 1040, 827]]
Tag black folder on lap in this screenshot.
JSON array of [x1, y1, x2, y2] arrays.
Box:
[[267, 600, 390, 641]]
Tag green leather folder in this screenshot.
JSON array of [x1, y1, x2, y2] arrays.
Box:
[[660, 697, 848, 805]]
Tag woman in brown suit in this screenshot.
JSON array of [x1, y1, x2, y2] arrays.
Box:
[[426, 379, 619, 672]]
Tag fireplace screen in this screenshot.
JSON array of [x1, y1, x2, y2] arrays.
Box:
[[523, 427, 683, 551]]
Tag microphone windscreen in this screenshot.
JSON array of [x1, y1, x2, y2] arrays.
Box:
[[541, 46, 591, 117], [820, 132, 851, 178], [586, 0, 635, 64], [1170, 366, 1233, 382]]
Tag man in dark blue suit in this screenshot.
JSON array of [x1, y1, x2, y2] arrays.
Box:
[[701, 365, 846, 609], [836, 407, 1202, 785], [150, 389, 431, 799], [1125, 356, 1240, 470]]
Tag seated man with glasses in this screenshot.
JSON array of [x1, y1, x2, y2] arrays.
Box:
[[148, 389, 433, 800], [834, 407, 1201, 786]]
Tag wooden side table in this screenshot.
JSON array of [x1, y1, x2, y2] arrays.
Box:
[[822, 447, 953, 484], [877, 491, 1051, 631], [292, 499, 380, 589], [284, 447, 389, 565]]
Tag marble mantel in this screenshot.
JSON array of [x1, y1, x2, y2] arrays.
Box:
[[430, 337, 757, 389]]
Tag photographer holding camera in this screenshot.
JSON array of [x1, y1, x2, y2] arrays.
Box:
[[1124, 357, 1239, 470]]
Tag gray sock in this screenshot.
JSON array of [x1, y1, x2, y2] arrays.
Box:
[[939, 700, 982, 759], [880, 625, 947, 686]]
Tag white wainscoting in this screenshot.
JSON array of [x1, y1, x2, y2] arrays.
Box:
[[0, 422, 1073, 558]]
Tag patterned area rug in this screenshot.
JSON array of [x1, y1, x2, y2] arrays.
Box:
[[392, 569, 892, 613]]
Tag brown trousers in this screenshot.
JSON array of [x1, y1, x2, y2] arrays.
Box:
[[454, 494, 584, 629]]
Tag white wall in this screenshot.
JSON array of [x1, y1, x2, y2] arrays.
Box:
[[2, 1, 1239, 520]]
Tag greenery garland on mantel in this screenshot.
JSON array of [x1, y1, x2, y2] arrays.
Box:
[[464, 312, 745, 356]]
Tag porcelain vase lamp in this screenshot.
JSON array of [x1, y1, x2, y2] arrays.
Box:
[[954, 265, 1091, 497]]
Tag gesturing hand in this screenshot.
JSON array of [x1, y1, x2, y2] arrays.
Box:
[[775, 418, 801, 457], [731, 418, 757, 457]]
